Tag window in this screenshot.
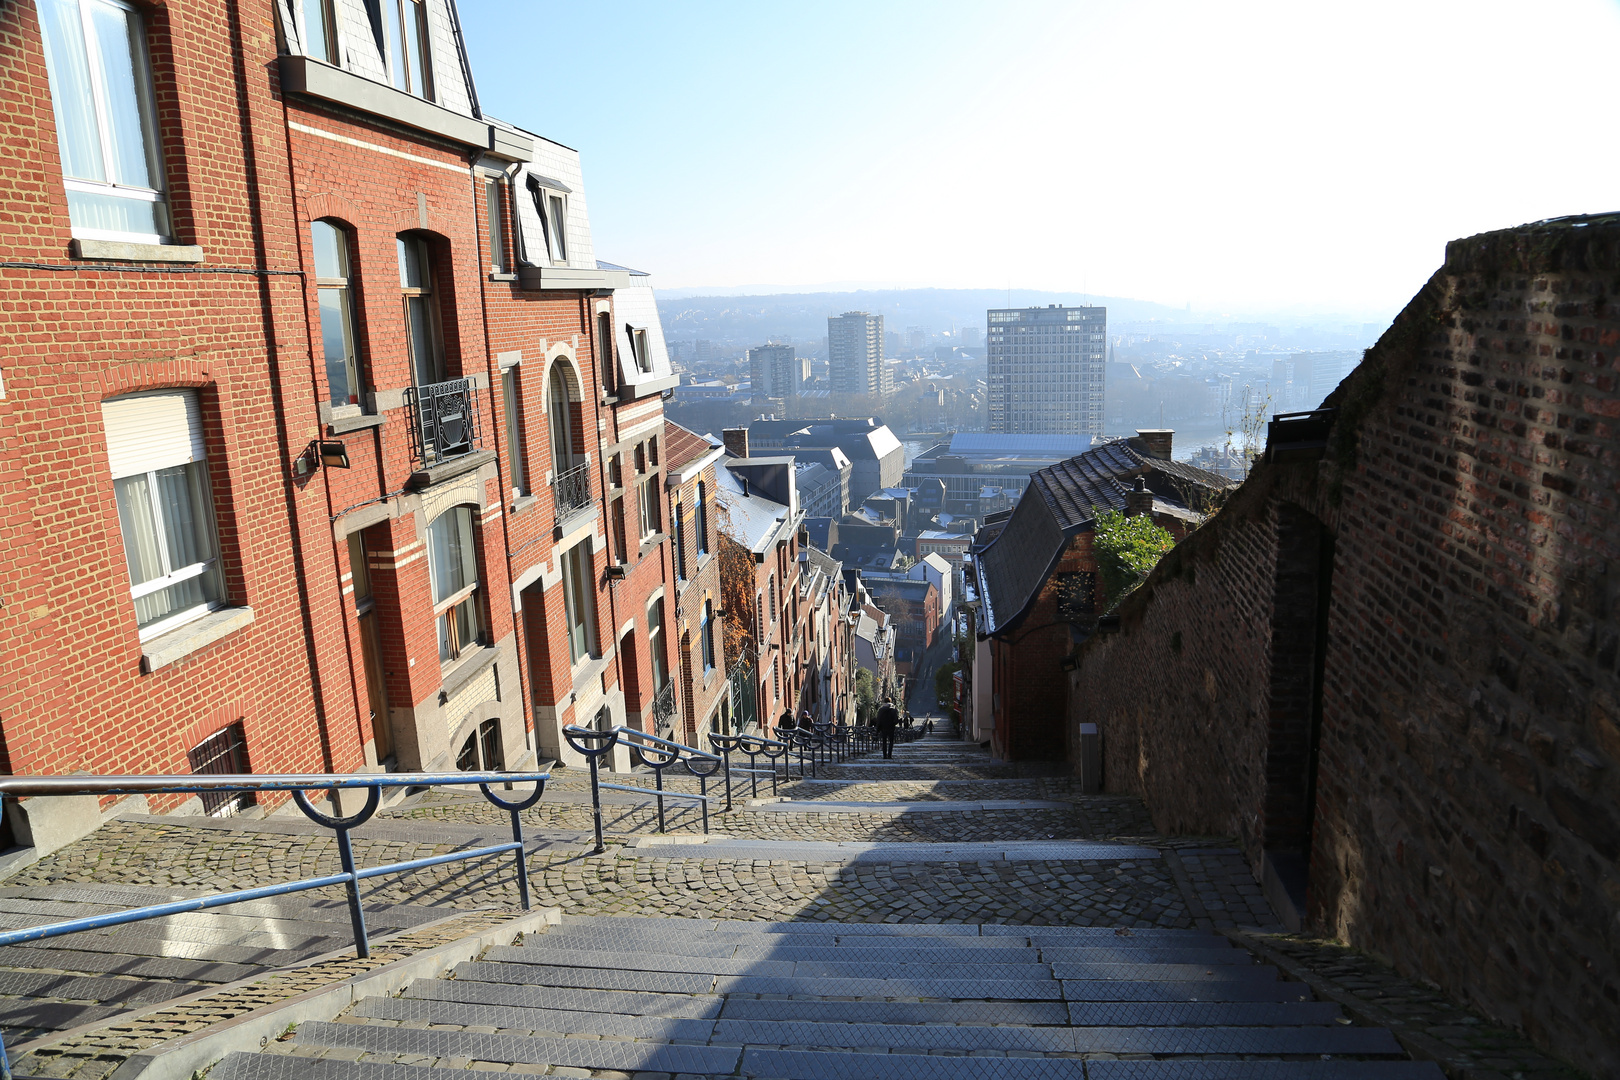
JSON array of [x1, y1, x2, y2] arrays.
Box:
[[312, 220, 362, 408], [610, 497, 627, 564], [301, 0, 337, 64], [484, 178, 506, 273], [188, 724, 253, 817], [546, 194, 567, 262], [701, 599, 715, 673], [648, 599, 667, 692], [398, 235, 443, 386], [547, 363, 577, 475], [39, 0, 169, 241], [596, 311, 615, 395], [627, 326, 652, 373], [638, 479, 659, 539], [608, 453, 623, 489], [502, 366, 526, 498], [427, 506, 480, 663], [695, 481, 709, 555], [103, 389, 224, 640], [648, 436, 659, 467], [377, 0, 432, 100], [769, 576, 777, 623], [561, 541, 597, 664], [672, 497, 686, 580], [348, 532, 372, 604]]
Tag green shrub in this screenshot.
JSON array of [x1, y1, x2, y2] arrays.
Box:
[[1092, 507, 1177, 608]]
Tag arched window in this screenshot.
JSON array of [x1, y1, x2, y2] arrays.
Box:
[[548, 361, 577, 475], [312, 220, 362, 407], [427, 506, 481, 663]]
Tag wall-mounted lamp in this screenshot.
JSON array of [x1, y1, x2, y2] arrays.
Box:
[[294, 439, 352, 475], [606, 565, 627, 581]]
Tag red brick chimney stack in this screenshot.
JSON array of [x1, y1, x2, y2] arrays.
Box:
[[1135, 428, 1174, 460], [1125, 475, 1154, 517], [722, 427, 750, 458]]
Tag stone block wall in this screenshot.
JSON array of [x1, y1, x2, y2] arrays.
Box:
[[1068, 216, 1620, 1075]]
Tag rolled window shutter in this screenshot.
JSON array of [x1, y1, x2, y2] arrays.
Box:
[[102, 389, 206, 479]]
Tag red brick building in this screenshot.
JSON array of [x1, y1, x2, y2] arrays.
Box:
[[0, 0, 682, 857], [662, 421, 729, 738], [715, 430, 804, 732], [969, 432, 1230, 760]]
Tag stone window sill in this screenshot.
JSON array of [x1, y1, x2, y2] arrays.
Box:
[[511, 493, 538, 516], [328, 412, 386, 435], [440, 643, 499, 702], [72, 238, 204, 264], [489, 272, 517, 282], [142, 606, 254, 673]]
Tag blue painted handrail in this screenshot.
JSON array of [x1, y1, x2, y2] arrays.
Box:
[[0, 768, 551, 1078]]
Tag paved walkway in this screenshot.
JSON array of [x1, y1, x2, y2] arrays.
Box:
[[3, 730, 1583, 1078]]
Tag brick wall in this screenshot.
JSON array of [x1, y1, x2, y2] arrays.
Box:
[[1068, 216, 1620, 1075]]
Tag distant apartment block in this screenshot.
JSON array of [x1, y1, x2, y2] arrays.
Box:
[[986, 305, 1105, 435], [828, 312, 891, 396], [748, 343, 807, 403]]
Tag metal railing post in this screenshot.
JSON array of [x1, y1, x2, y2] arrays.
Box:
[[291, 785, 381, 959], [563, 726, 619, 855], [709, 734, 742, 812], [479, 776, 548, 910]]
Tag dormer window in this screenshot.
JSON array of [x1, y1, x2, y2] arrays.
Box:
[[628, 326, 652, 373], [528, 177, 568, 265], [301, 0, 338, 64], [375, 0, 432, 100]]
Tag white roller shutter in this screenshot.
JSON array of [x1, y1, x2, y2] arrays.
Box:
[[101, 389, 207, 480]]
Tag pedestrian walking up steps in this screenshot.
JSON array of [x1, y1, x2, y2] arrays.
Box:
[[211, 915, 1441, 1079]]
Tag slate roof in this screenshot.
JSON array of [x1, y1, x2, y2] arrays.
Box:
[[715, 459, 791, 555], [974, 438, 1234, 635]]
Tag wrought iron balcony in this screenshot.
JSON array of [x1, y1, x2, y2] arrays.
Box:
[[404, 378, 481, 469], [551, 459, 593, 526], [650, 679, 678, 741]]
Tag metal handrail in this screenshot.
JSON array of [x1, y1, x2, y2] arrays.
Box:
[[561, 725, 718, 851], [0, 768, 549, 1078]]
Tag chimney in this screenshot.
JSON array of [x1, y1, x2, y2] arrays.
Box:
[[1125, 476, 1153, 518], [722, 427, 750, 458], [1135, 428, 1174, 461]]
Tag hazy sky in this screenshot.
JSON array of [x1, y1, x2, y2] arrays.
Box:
[[461, 0, 1620, 316]]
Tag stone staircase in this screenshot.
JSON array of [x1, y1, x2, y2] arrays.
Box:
[[0, 884, 445, 1043], [210, 914, 1442, 1078]]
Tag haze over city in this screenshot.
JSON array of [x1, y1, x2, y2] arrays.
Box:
[[461, 0, 1620, 315]]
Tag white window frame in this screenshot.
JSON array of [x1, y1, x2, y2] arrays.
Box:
[[377, 0, 434, 101], [529, 182, 568, 266], [484, 176, 507, 273], [42, 0, 170, 244], [501, 364, 527, 498], [627, 326, 653, 374], [299, 0, 341, 65], [103, 390, 225, 641], [312, 219, 363, 411], [426, 505, 481, 664], [561, 540, 597, 665]]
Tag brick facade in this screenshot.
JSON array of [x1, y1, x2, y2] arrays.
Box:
[[1067, 217, 1620, 1076]]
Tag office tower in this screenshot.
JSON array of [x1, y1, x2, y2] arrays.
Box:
[[828, 311, 891, 396], [749, 343, 798, 402], [986, 305, 1105, 435]]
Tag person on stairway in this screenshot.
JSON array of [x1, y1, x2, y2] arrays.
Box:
[[875, 698, 900, 759]]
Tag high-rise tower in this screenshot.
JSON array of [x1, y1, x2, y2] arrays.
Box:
[[828, 311, 890, 396], [986, 305, 1105, 435]]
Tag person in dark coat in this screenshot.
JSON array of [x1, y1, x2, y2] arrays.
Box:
[[776, 710, 796, 737], [874, 698, 900, 759]]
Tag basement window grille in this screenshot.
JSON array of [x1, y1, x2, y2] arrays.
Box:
[[187, 723, 254, 817]]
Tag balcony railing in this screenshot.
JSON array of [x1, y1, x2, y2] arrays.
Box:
[[650, 679, 678, 741], [551, 459, 593, 525], [404, 377, 481, 469]]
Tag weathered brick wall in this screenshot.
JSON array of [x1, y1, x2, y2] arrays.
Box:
[[1069, 217, 1620, 1074], [0, 0, 365, 816]]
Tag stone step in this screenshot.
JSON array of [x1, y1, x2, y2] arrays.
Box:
[[0, 943, 259, 983], [543, 920, 1232, 948], [211, 1055, 1444, 1080], [497, 944, 1058, 980], [288, 1020, 743, 1073], [404, 977, 722, 1017]]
